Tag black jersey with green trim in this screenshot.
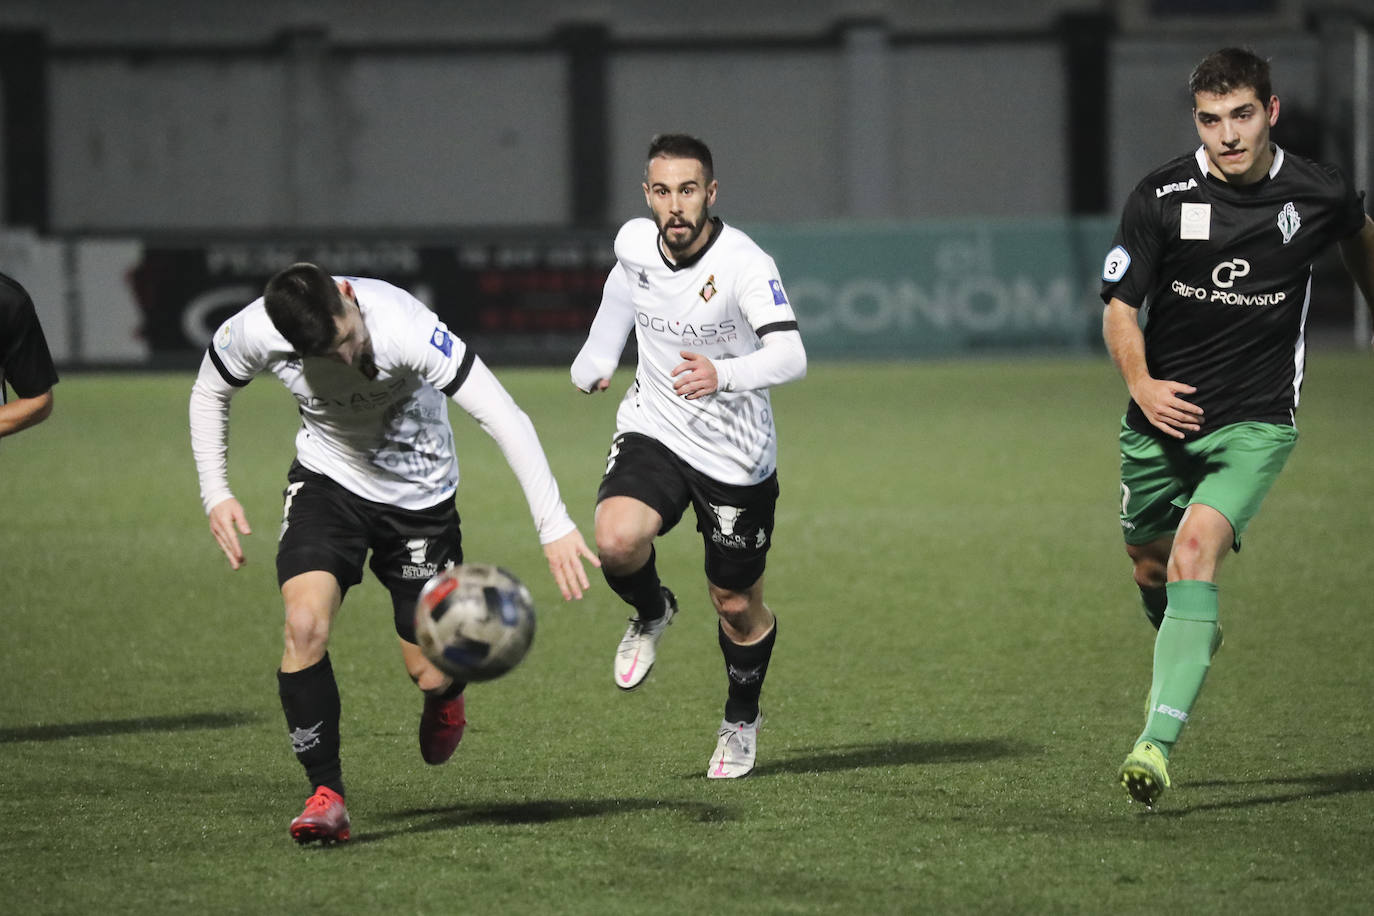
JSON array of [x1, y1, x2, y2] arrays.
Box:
[[1100, 145, 1367, 438]]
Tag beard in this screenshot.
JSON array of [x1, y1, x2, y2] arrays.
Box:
[[658, 210, 710, 255]]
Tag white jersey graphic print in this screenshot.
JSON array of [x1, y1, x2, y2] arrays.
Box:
[[200, 277, 467, 510], [573, 218, 804, 485]]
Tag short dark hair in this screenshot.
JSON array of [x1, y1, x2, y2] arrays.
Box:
[[1189, 47, 1272, 104], [263, 262, 345, 356], [646, 133, 714, 183]]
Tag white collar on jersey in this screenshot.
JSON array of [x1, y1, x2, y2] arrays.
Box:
[[1193, 143, 1285, 183]]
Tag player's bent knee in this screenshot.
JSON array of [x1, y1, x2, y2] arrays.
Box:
[[708, 586, 753, 619], [594, 527, 651, 569], [282, 610, 330, 658]]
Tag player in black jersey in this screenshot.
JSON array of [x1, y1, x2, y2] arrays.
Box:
[[1100, 48, 1374, 808], [0, 271, 58, 441]]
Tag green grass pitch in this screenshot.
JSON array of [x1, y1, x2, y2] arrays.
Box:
[[2, 352, 1372, 914]]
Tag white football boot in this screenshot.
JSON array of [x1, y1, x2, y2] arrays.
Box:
[[707, 711, 761, 779], [613, 587, 677, 690]]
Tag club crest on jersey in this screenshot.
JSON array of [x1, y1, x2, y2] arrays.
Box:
[[769, 279, 788, 305], [637, 268, 650, 289], [430, 327, 453, 357], [1277, 201, 1301, 244], [699, 275, 717, 302]]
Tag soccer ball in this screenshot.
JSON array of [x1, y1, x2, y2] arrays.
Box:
[[413, 564, 536, 682]]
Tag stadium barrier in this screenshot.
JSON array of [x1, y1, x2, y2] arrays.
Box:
[[4, 218, 1120, 368]]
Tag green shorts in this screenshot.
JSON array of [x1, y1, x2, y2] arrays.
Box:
[[1118, 418, 1298, 550]]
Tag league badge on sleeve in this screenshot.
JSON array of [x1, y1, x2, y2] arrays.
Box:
[[430, 327, 453, 357], [769, 279, 788, 305], [216, 320, 233, 351], [1102, 246, 1131, 282]]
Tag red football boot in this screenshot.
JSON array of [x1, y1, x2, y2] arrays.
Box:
[[289, 786, 351, 845], [419, 692, 467, 765]]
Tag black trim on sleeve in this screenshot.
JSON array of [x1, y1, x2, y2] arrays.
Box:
[[207, 347, 252, 387], [441, 347, 477, 397], [755, 320, 799, 337]]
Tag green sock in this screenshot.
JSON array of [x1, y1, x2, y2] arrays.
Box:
[[1138, 579, 1219, 756], [1139, 584, 1167, 630]]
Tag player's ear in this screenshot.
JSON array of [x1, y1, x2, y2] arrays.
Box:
[[1266, 94, 1280, 127], [336, 279, 355, 304], [642, 182, 653, 208], [706, 180, 718, 207]]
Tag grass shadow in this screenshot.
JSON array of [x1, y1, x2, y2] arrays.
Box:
[[352, 797, 732, 844], [686, 737, 1032, 779], [1155, 769, 1374, 816], [0, 711, 262, 743]]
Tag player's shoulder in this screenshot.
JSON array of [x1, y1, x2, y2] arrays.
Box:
[[613, 218, 659, 262], [217, 296, 287, 354], [713, 221, 771, 259], [341, 275, 419, 310], [1271, 146, 1354, 195], [0, 270, 34, 323], [1129, 151, 1202, 201]]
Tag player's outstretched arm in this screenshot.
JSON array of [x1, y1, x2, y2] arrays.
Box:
[[1337, 214, 1374, 319], [207, 496, 252, 570], [541, 528, 600, 601], [1103, 297, 1202, 438], [0, 389, 53, 438], [451, 355, 601, 596]]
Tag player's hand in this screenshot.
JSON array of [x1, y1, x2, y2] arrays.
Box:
[[1131, 378, 1203, 439], [576, 378, 611, 394], [672, 351, 718, 400], [208, 497, 252, 570], [542, 528, 601, 600]]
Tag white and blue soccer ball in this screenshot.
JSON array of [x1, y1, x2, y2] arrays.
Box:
[[414, 564, 536, 682]]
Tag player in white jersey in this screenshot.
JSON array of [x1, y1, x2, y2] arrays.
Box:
[[572, 134, 807, 778], [189, 263, 598, 843]]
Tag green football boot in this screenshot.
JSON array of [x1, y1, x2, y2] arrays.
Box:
[[1119, 740, 1171, 808]]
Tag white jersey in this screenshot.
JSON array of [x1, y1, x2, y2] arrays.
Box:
[[190, 276, 575, 543], [572, 218, 805, 485]]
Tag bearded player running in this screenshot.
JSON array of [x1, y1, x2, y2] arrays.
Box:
[[572, 134, 807, 778]]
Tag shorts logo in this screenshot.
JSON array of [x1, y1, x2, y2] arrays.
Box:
[[430, 327, 453, 357], [401, 537, 438, 579], [769, 279, 788, 305], [1102, 246, 1130, 282], [1277, 201, 1301, 244], [699, 275, 717, 302], [710, 503, 743, 536], [280, 481, 304, 540], [707, 503, 767, 551], [1119, 482, 1135, 530]]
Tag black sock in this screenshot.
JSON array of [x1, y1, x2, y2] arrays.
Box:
[[1139, 584, 1167, 630], [430, 678, 467, 700], [278, 653, 344, 797], [603, 546, 665, 621], [719, 617, 777, 724]]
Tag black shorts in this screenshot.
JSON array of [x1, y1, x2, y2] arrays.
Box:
[[596, 433, 778, 591], [276, 462, 463, 642]]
